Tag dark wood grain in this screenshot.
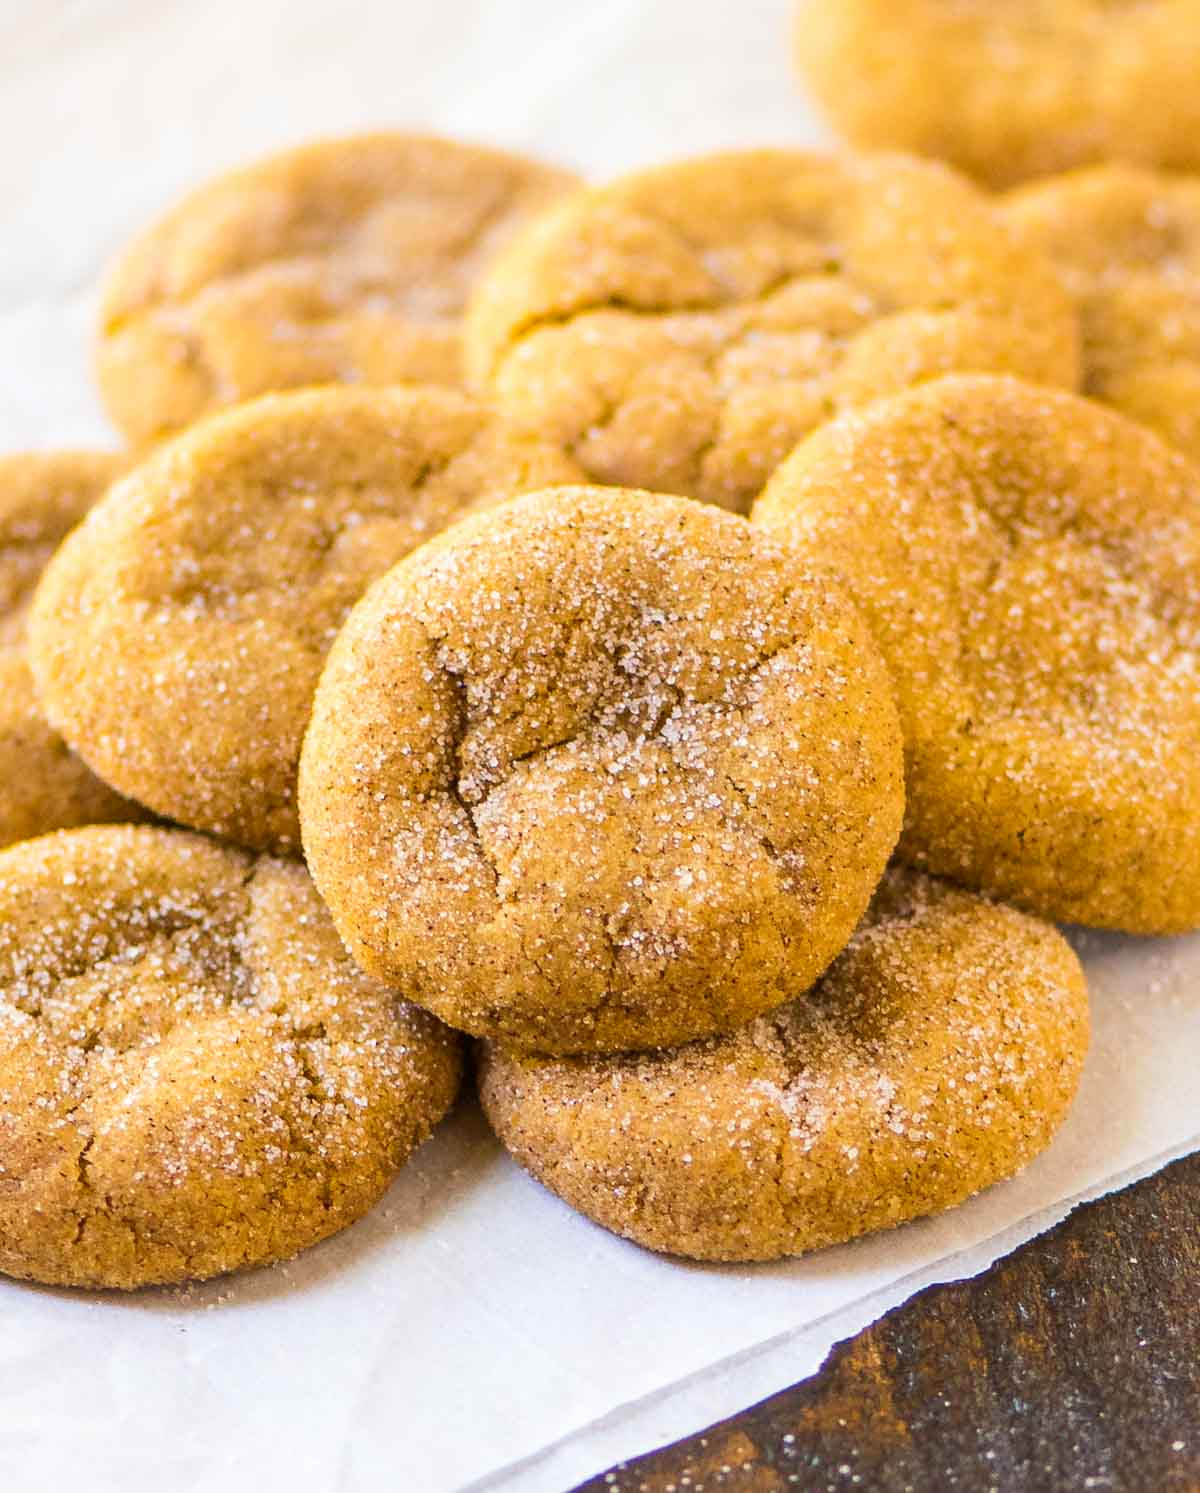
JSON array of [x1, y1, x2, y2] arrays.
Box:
[[578, 1152, 1200, 1493]]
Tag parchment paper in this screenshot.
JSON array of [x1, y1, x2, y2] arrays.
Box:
[[1, 4, 1197, 1490]]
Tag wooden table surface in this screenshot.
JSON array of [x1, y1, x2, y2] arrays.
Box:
[[578, 1152, 1200, 1493]]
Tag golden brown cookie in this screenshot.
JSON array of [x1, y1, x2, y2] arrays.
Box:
[[0, 450, 145, 849], [96, 132, 579, 445], [754, 373, 1200, 933], [479, 869, 1089, 1263], [464, 149, 1080, 513], [300, 485, 905, 1055], [1002, 165, 1200, 465], [29, 385, 580, 853], [0, 824, 463, 1290], [794, 0, 1200, 189]]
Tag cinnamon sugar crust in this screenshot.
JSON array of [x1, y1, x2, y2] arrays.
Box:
[[96, 132, 579, 444], [0, 825, 462, 1290], [479, 869, 1089, 1263], [300, 485, 905, 1054]]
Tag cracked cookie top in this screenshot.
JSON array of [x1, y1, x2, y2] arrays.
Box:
[[299, 485, 905, 1055], [755, 373, 1200, 933], [28, 385, 580, 853], [0, 450, 146, 848], [1003, 165, 1200, 467], [95, 132, 580, 445], [479, 868, 1089, 1262], [794, 0, 1200, 188], [464, 150, 1080, 513], [0, 824, 463, 1290]]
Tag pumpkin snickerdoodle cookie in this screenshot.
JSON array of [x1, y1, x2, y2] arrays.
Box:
[[0, 450, 146, 850], [755, 373, 1200, 933], [29, 385, 579, 854], [479, 869, 1089, 1263], [0, 824, 463, 1290], [464, 150, 1080, 513], [1002, 165, 1200, 466], [96, 132, 579, 445], [300, 485, 905, 1055], [794, 0, 1200, 189]]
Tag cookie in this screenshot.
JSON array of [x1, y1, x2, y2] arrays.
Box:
[[96, 132, 579, 445], [29, 385, 580, 853], [0, 824, 463, 1290], [299, 485, 905, 1055], [754, 373, 1200, 933], [1003, 165, 1200, 466], [0, 450, 145, 849], [479, 869, 1089, 1263], [793, 0, 1200, 189], [464, 149, 1080, 513]]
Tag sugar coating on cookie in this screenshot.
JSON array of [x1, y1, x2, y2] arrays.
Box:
[[1003, 165, 1200, 466], [29, 385, 580, 853], [96, 132, 579, 444], [755, 373, 1200, 933], [0, 824, 462, 1290], [794, 0, 1200, 189], [464, 149, 1080, 513], [480, 868, 1089, 1263], [0, 451, 146, 849], [300, 485, 904, 1055]]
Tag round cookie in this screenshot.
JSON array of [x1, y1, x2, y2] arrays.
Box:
[[479, 868, 1090, 1263], [29, 385, 580, 853], [793, 0, 1200, 189], [0, 450, 146, 850], [0, 824, 463, 1290], [96, 132, 579, 445], [299, 485, 905, 1055], [1003, 165, 1200, 466], [754, 373, 1200, 933], [464, 149, 1080, 513]]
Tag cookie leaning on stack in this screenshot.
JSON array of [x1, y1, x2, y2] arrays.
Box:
[[464, 149, 1079, 512], [299, 485, 905, 1054], [755, 373, 1200, 933], [29, 385, 580, 853]]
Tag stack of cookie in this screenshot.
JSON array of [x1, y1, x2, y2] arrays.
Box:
[[3, 66, 1198, 1287]]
